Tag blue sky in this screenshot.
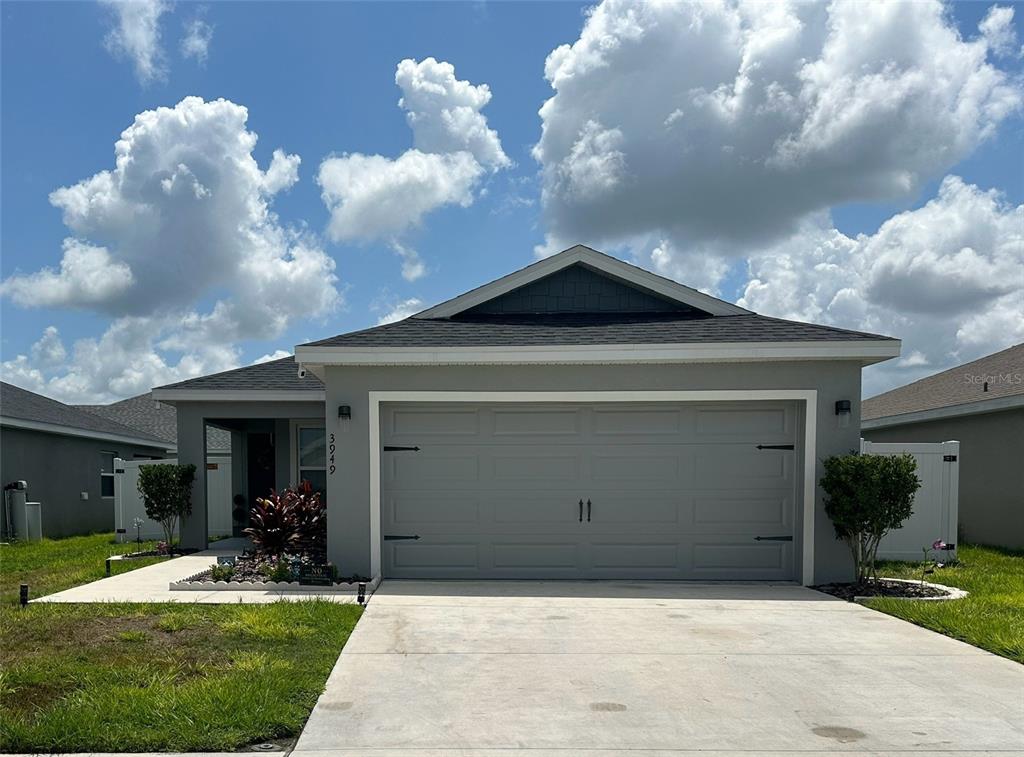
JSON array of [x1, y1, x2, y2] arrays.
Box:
[[2, 1, 1022, 403]]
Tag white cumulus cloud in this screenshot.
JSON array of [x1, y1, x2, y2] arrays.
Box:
[[180, 15, 214, 64], [318, 58, 508, 279], [1, 97, 341, 403], [375, 297, 426, 325], [101, 0, 170, 85], [738, 177, 1024, 396], [533, 0, 1022, 290]]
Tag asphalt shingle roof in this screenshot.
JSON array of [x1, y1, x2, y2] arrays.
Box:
[[863, 343, 1024, 421], [156, 356, 324, 392], [1, 382, 168, 445], [76, 393, 232, 452], [302, 313, 895, 348]]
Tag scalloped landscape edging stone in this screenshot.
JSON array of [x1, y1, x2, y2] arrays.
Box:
[[854, 578, 968, 602], [169, 573, 382, 593]]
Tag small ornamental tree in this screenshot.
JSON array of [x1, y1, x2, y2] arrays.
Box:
[[820, 452, 921, 584], [137, 463, 196, 551]]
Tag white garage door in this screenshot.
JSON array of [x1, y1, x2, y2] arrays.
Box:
[[381, 402, 800, 580]]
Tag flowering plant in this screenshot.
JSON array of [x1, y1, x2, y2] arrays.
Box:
[[921, 539, 948, 584]]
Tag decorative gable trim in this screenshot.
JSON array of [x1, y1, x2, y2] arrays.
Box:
[[414, 245, 751, 319]]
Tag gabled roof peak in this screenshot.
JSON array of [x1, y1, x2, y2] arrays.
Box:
[[414, 245, 752, 320]]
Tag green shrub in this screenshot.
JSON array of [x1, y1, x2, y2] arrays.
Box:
[[137, 464, 196, 550], [209, 564, 235, 582], [820, 452, 921, 583], [244, 482, 326, 557], [260, 559, 294, 583]]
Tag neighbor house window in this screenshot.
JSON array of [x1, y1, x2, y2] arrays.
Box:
[[296, 425, 326, 500], [100, 452, 116, 498]]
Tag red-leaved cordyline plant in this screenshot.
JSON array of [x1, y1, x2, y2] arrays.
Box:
[[244, 481, 326, 557]]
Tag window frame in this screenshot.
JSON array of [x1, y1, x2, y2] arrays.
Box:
[[291, 420, 327, 496], [100, 451, 117, 499]]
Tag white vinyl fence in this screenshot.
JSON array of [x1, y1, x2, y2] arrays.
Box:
[[114, 456, 233, 543], [860, 440, 960, 561]]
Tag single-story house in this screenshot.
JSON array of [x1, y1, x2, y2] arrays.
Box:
[[862, 343, 1023, 549], [1, 382, 171, 537], [153, 245, 901, 584]]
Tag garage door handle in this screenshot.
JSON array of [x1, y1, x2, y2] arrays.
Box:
[[384, 534, 421, 541], [578, 499, 583, 522], [587, 498, 592, 522], [754, 535, 793, 541], [756, 444, 794, 450]]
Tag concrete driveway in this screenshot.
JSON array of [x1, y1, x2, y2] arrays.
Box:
[[293, 581, 1024, 755]]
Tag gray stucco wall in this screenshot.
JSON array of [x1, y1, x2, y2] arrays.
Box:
[[863, 408, 1024, 549], [176, 401, 324, 549], [0, 426, 168, 538], [322, 361, 864, 584]]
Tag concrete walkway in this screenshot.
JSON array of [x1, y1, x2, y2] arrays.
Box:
[[292, 581, 1024, 755], [34, 541, 358, 604]]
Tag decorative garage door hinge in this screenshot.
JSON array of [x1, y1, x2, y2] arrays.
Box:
[[756, 444, 794, 450], [754, 535, 793, 541], [383, 445, 421, 452], [383, 534, 421, 541], [943, 454, 957, 462]]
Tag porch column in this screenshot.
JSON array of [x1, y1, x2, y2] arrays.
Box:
[[177, 406, 208, 551]]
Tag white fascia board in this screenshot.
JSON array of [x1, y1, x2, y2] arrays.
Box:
[[414, 245, 751, 319], [0, 415, 172, 450], [151, 389, 326, 403], [296, 339, 901, 366], [862, 393, 1024, 430]]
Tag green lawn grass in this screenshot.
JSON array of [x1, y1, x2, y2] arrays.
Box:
[[0, 533, 363, 751], [0, 532, 164, 604], [0, 600, 362, 752], [868, 543, 1024, 664]]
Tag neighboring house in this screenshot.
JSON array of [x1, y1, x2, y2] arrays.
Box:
[[76, 392, 232, 456], [862, 343, 1024, 549], [0, 383, 171, 537], [154, 245, 901, 584]]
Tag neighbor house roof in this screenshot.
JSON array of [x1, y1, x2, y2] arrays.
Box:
[[1, 382, 170, 448], [76, 392, 231, 452], [863, 343, 1024, 428]]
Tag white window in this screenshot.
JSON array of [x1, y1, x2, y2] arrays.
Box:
[[295, 423, 326, 500], [100, 451, 116, 498]]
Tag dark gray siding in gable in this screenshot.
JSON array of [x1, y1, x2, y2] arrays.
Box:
[[462, 263, 696, 316]]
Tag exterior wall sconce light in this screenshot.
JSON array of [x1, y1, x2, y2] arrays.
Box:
[[835, 399, 852, 429], [338, 405, 351, 420]]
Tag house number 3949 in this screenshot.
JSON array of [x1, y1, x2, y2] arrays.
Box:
[[329, 433, 336, 475]]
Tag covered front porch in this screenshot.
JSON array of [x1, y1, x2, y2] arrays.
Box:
[[174, 399, 327, 551]]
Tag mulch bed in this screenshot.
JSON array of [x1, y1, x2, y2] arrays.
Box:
[[813, 578, 950, 601]]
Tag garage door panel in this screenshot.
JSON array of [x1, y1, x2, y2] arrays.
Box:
[[390, 408, 480, 437], [492, 408, 582, 436], [387, 454, 480, 486], [590, 453, 680, 483], [693, 495, 790, 528], [694, 448, 792, 488], [390, 542, 480, 570], [692, 541, 790, 573], [492, 542, 579, 569], [387, 493, 481, 525], [593, 407, 682, 435], [492, 495, 581, 524], [381, 401, 799, 580], [590, 542, 680, 569], [492, 453, 581, 483], [695, 406, 792, 438]]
